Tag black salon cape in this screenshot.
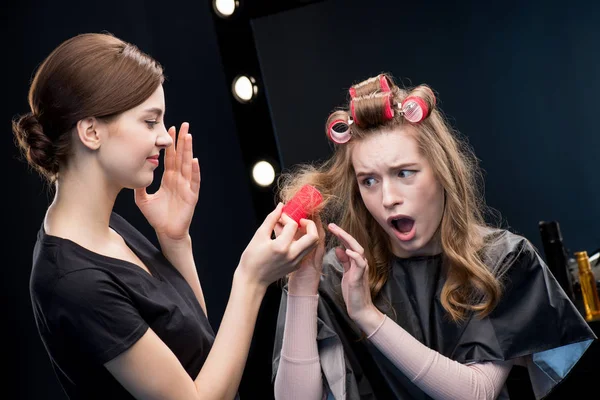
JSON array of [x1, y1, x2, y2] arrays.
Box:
[[272, 229, 596, 399]]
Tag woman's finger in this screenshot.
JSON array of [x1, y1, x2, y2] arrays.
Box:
[[190, 158, 201, 195], [274, 215, 299, 246], [175, 122, 189, 174], [165, 126, 177, 173], [134, 187, 149, 205], [345, 248, 367, 270], [182, 134, 193, 182], [328, 223, 365, 255], [335, 246, 351, 273], [274, 222, 284, 238], [290, 219, 319, 258]]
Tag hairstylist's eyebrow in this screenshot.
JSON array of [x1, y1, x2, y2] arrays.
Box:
[[143, 107, 164, 117]]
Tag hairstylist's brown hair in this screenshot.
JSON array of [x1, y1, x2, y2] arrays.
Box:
[[277, 73, 502, 321], [12, 32, 164, 183]]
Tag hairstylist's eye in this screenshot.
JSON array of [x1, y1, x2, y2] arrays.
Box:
[[145, 120, 159, 129]]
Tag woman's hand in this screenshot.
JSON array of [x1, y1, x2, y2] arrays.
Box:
[[135, 122, 199, 242], [236, 203, 320, 292], [328, 223, 384, 332], [275, 214, 326, 296]]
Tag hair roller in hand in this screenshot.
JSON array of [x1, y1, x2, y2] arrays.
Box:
[[282, 184, 323, 224]]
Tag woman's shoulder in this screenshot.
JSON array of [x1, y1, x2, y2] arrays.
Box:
[[31, 216, 132, 300], [109, 211, 138, 234], [479, 226, 531, 248], [478, 226, 541, 278], [30, 240, 122, 322]]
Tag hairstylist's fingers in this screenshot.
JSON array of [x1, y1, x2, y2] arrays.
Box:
[[298, 218, 318, 236], [164, 126, 177, 172], [328, 223, 365, 256], [134, 187, 149, 204], [313, 216, 327, 254], [182, 134, 193, 182], [274, 221, 284, 238], [256, 203, 284, 236], [274, 215, 299, 247], [280, 212, 296, 225], [190, 158, 201, 195], [314, 215, 326, 238], [175, 122, 189, 173], [291, 219, 319, 256]]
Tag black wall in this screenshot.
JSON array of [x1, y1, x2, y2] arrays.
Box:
[[3, 0, 599, 399], [253, 0, 600, 256]]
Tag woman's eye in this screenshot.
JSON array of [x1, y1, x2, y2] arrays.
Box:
[[362, 177, 376, 187], [399, 170, 416, 178]]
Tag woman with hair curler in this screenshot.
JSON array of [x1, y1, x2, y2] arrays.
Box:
[[272, 73, 596, 400]]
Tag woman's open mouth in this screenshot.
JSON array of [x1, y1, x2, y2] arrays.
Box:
[[390, 217, 416, 241]]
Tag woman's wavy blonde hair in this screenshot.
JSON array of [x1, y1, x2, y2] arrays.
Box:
[[277, 73, 502, 322]]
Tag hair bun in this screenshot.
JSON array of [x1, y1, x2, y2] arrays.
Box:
[[12, 112, 57, 176]]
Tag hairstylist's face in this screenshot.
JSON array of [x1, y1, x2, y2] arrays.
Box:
[[351, 127, 444, 258], [98, 84, 172, 189]]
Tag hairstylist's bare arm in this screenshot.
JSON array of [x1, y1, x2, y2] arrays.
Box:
[[105, 204, 319, 400]]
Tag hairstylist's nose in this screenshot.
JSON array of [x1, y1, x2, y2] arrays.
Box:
[[157, 125, 173, 148]]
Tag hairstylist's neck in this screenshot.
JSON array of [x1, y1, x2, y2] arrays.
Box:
[[44, 166, 120, 242]]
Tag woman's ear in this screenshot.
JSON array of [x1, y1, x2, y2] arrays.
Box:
[[76, 117, 102, 150]]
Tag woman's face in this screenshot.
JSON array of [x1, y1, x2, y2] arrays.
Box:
[[351, 126, 445, 258], [97, 84, 173, 190]]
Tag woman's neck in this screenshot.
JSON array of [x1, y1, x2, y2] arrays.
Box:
[[44, 171, 120, 244]]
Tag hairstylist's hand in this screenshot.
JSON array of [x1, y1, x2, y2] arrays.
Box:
[[328, 223, 383, 331], [135, 122, 199, 241], [274, 214, 325, 296], [237, 203, 320, 292]]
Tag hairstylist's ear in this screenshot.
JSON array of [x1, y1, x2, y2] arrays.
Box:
[[76, 117, 102, 150]]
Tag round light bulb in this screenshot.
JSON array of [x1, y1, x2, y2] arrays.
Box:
[[213, 0, 238, 18], [252, 160, 275, 187], [232, 75, 257, 103]]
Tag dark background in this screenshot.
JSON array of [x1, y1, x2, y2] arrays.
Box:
[[2, 0, 599, 398]]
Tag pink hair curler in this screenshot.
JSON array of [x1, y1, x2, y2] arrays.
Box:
[[401, 95, 429, 123], [379, 74, 391, 92], [328, 118, 352, 144]]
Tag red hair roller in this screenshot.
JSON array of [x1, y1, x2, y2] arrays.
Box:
[[282, 184, 323, 224]]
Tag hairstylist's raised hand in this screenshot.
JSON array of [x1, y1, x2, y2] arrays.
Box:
[[135, 122, 200, 242], [237, 203, 320, 292], [328, 223, 384, 332]]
